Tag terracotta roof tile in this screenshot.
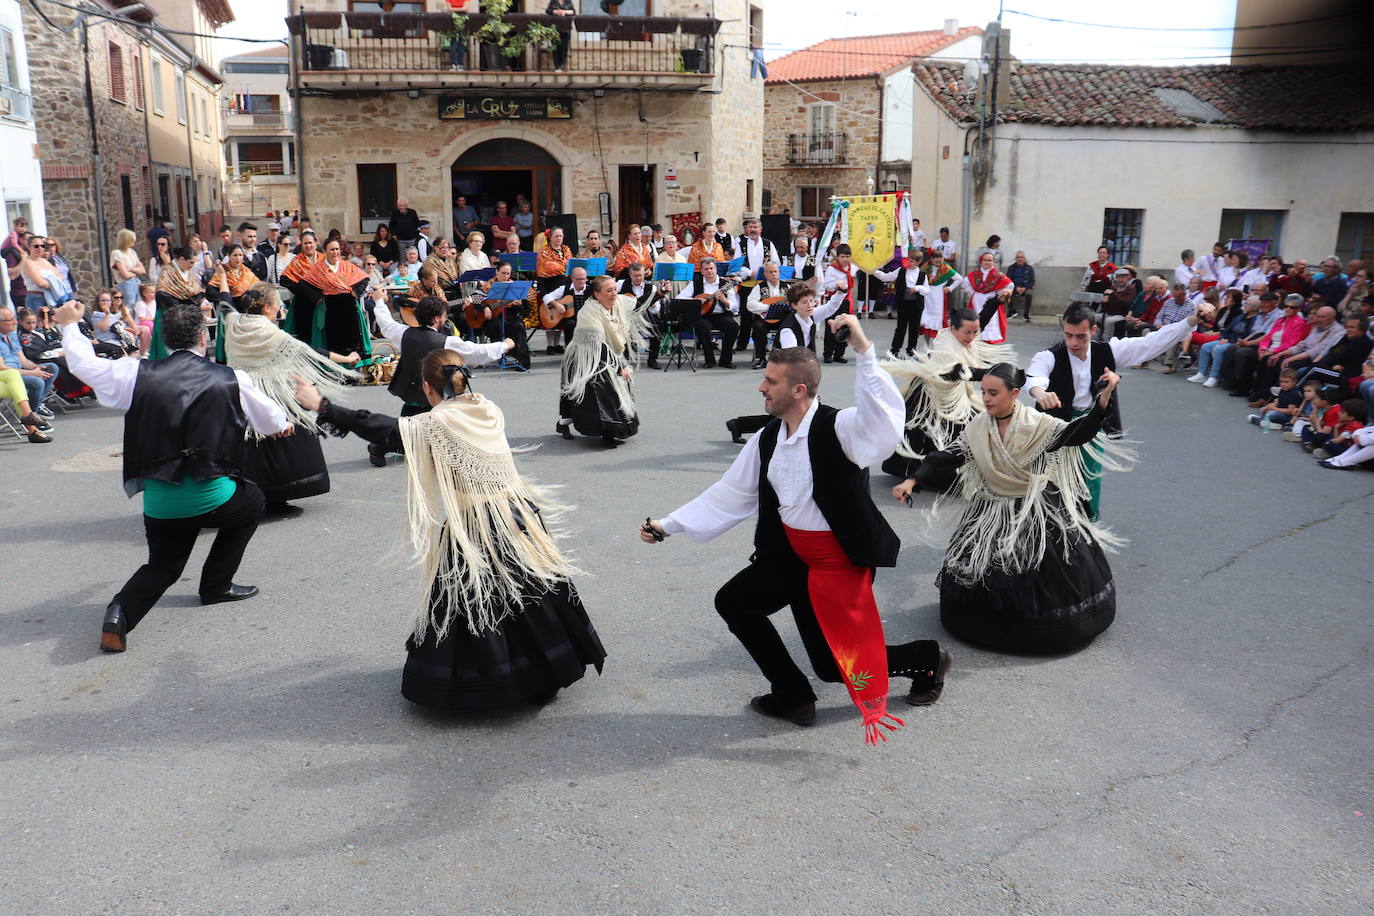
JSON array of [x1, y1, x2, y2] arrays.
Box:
[[914, 61, 1374, 132], [766, 27, 983, 84]]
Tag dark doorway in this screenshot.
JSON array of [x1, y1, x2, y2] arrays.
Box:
[[119, 175, 134, 232], [617, 164, 653, 239], [452, 139, 561, 247]]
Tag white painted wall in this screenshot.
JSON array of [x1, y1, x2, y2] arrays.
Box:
[[885, 34, 982, 164], [0, 0, 46, 235]]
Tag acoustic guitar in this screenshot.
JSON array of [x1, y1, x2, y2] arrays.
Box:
[[464, 291, 525, 329], [539, 284, 586, 330], [755, 296, 791, 326]]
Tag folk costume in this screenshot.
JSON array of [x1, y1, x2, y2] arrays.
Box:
[[215, 299, 356, 511], [911, 262, 961, 345], [222, 263, 257, 306], [373, 298, 506, 415], [1082, 257, 1116, 294], [918, 400, 1129, 654], [611, 238, 654, 279], [820, 263, 855, 362], [423, 251, 460, 293], [312, 388, 605, 708], [60, 311, 288, 652], [536, 244, 572, 281], [558, 293, 645, 442], [879, 330, 1017, 487], [150, 262, 206, 360], [958, 266, 1014, 345], [282, 255, 371, 356], [687, 237, 726, 269], [664, 346, 943, 744], [689, 274, 740, 368], [872, 259, 925, 355], [733, 234, 781, 355], [1025, 314, 1196, 518]]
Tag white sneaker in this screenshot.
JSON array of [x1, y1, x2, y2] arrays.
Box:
[[1260, 419, 1282, 431], [1186, 373, 1206, 383], [1202, 377, 1218, 388]]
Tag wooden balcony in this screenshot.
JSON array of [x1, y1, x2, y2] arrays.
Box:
[[287, 11, 720, 92]]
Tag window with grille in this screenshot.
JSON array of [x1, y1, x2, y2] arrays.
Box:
[[108, 42, 126, 103], [797, 186, 833, 221], [1219, 209, 1285, 256], [1101, 208, 1143, 264]]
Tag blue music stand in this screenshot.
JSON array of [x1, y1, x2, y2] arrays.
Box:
[[755, 265, 796, 281], [723, 256, 745, 276], [459, 267, 496, 284], [653, 262, 693, 283], [510, 252, 538, 273], [568, 257, 607, 277], [479, 280, 533, 375]]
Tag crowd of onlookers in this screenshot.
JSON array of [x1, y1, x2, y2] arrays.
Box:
[[1084, 242, 1372, 471]]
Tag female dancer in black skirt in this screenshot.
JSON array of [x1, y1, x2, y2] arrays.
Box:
[[293, 349, 605, 707], [913, 362, 1128, 654]]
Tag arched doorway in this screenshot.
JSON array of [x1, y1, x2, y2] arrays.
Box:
[[452, 139, 562, 248]]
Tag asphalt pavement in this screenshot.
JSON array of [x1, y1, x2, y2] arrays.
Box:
[[1, 319, 1370, 914]]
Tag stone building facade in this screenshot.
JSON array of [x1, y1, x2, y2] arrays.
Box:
[[292, 0, 764, 249], [762, 28, 981, 227], [23, 2, 154, 290]]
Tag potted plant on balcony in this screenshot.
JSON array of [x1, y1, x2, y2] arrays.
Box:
[[445, 0, 562, 72]]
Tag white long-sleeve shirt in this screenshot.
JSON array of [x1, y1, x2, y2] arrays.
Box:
[[776, 291, 845, 349], [662, 345, 904, 538], [61, 324, 288, 434], [1025, 316, 1196, 410], [871, 264, 919, 292], [371, 300, 506, 366]]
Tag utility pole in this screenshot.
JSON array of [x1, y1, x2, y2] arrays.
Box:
[[959, 19, 1010, 273]]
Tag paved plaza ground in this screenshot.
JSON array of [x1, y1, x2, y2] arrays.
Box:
[[1, 322, 1370, 914]]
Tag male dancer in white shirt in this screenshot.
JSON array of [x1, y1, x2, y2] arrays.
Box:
[[642, 314, 950, 740]]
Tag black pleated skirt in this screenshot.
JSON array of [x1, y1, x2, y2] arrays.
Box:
[[559, 372, 639, 440], [242, 430, 330, 504], [402, 580, 606, 710], [938, 527, 1116, 654]]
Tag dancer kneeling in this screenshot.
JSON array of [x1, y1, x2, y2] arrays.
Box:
[[880, 307, 1017, 496], [915, 363, 1127, 654], [555, 275, 647, 446], [643, 315, 949, 746], [213, 280, 358, 518], [293, 350, 606, 708]]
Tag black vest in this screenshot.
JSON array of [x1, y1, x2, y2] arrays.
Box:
[[1042, 341, 1123, 434], [789, 254, 816, 282], [618, 280, 656, 310], [390, 324, 450, 405], [754, 406, 900, 569], [122, 351, 247, 496], [690, 276, 730, 313], [774, 313, 817, 351]]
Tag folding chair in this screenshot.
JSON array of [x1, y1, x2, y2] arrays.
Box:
[[0, 401, 27, 440]]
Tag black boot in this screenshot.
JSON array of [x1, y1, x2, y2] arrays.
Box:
[[100, 601, 127, 653]]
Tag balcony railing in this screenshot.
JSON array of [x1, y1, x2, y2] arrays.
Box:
[[0, 84, 33, 121], [231, 161, 291, 178], [223, 109, 292, 129], [786, 132, 849, 165], [287, 11, 719, 91]]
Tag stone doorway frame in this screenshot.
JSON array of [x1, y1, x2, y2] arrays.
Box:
[[436, 126, 579, 242]]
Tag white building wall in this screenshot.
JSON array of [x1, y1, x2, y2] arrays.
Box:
[[0, 0, 46, 236], [884, 34, 982, 164]]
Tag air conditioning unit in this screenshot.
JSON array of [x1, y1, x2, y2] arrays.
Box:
[[0, 96, 12, 116]]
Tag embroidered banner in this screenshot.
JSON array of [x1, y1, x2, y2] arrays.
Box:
[[845, 194, 898, 274]]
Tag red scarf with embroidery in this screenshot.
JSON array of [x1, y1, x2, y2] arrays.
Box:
[[968, 267, 1011, 294], [784, 527, 904, 745]]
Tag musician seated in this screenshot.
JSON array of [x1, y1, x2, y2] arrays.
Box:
[[688, 257, 739, 369], [619, 262, 664, 369], [745, 260, 789, 369], [540, 265, 590, 355], [579, 230, 614, 261], [787, 235, 817, 282], [468, 261, 531, 369]]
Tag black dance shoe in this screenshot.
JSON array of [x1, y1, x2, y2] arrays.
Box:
[[100, 602, 127, 653], [555, 420, 574, 440], [717, 360, 735, 369], [200, 584, 260, 605], [265, 501, 304, 519], [601, 434, 621, 448], [749, 694, 816, 726], [751, 358, 765, 370], [905, 649, 953, 706], [646, 357, 660, 370], [367, 442, 387, 467], [726, 418, 744, 444], [832, 356, 848, 364]]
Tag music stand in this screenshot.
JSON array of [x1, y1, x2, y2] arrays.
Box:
[[661, 298, 702, 371], [761, 299, 793, 351], [653, 262, 693, 283], [459, 267, 496, 285], [568, 257, 607, 277], [723, 256, 745, 276], [510, 252, 538, 274], [480, 280, 532, 375]]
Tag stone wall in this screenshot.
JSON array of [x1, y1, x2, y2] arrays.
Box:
[[24, 7, 153, 288], [763, 77, 880, 222]]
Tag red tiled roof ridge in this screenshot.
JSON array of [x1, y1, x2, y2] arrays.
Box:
[[766, 26, 984, 84]]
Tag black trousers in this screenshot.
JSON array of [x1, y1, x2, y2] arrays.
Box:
[[823, 296, 852, 360], [714, 552, 940, 706], [480, 314, 529, 366], [695, 312, 739, 365], [735, 307, 754, 351], [891, 295, 922, 353], [115, 480, 265, 631]]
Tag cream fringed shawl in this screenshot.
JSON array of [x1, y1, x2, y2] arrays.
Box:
[[559, 294, 647, 415], [925, 401, 1132, 587], [221, 312, 357, 435], [879, 330, 1018, 453], [398, 396, 578, 643]]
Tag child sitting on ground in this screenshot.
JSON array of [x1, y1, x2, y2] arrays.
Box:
[[1301, 385, 1346, 452], [1282, 379, 1323, 442], [1249, 367, 1302, 430], [1313, 400, 1368, 460]]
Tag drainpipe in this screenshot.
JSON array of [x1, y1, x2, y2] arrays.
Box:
[[288, 0, 306, 218], [960, 125, 975, 277], [80, 17, 111, 287]]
